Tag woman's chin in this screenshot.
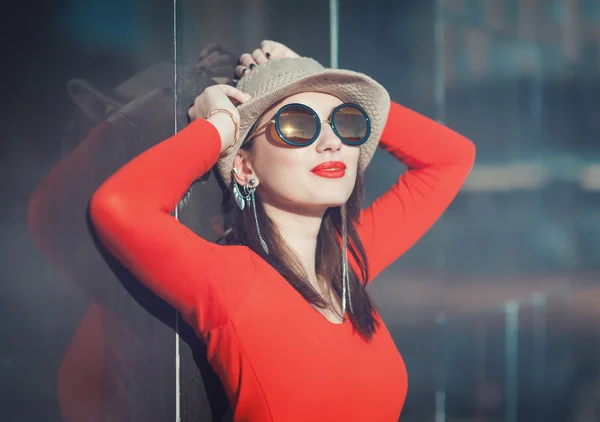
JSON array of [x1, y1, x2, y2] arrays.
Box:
[[310, 190, 353, 208]]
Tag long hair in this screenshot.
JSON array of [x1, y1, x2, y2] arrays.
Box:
[[219, 138, 380, 342]]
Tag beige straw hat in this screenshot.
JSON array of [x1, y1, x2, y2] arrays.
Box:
[[216, 57, 390, 187]]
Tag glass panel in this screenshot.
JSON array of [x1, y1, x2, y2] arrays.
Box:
[[428, 4, 600, 420], [435, 290, 574, 422], [435, 0, 600, 278], [5, 2, 177, 422], [437, 308, 509, 422], [516, 290, 573, 422]]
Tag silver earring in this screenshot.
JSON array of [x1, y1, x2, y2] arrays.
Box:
[[341, 205, 353, 316], [232, 182, 246, 211], [242, 179, 269, 255], [231, 169, 247, 211]]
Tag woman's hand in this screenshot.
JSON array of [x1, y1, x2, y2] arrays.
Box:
[[236, 40, 300, 78], [188, 84, 251, 153]]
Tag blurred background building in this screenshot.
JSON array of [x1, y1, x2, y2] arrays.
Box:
[[2, 0, 599, 421]]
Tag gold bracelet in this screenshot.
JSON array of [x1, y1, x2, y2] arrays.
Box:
[[206, 109, 238, 157], [220, 139, 237, 157]]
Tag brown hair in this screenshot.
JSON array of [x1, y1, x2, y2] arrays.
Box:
[[219, 137, 380, 342]]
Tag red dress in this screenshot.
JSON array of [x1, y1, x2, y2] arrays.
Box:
[[90, 101, 476, 421]]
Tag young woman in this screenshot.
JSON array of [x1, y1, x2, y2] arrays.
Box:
[[90, 41, 476, 421]]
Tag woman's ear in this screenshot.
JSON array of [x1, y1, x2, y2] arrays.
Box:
[[232, 151, 258, 187]]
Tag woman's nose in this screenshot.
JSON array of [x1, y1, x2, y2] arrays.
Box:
[[315, 120, 342, 152]]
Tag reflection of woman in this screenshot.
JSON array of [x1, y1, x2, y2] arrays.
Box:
[[90, 41, 476, 421], [28, 44, 237, 422]]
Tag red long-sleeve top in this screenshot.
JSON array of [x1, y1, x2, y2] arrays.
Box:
[[89, 101, 475, 421]]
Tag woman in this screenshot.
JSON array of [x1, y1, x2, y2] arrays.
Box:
[[90, 40, 476, 421]]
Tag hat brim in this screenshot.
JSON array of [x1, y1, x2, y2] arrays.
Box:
[[217, 68, 390, 187], [67, 79, 126, 122]]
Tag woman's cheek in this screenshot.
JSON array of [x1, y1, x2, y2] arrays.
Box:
[[258, 150, 298, 189]]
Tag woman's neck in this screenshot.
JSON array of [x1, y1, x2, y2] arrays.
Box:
[[261, 202, 323, 283]]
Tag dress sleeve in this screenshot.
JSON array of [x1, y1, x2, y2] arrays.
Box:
[[357, 101, 476, 283], [89, 119, 255, 335]]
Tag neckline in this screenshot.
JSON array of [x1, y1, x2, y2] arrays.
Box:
[[285, 276, 352, 331], [307, 302, 348, 326], [250, 249, 353, 332]]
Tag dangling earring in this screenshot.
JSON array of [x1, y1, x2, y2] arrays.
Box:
[[340, 204, 353, 317], [232, 169, 246, 211], [239, 178, 269, 255]]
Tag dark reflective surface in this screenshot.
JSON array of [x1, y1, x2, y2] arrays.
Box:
[[3, 3, 177, 421], [3, 1, 600, 421]]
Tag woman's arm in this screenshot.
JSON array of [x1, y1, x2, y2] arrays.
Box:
[[89, 113, 254, 334], [358, 101, 476, 282]]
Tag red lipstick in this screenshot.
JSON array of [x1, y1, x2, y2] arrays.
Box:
[[311, 161, 346, 179]]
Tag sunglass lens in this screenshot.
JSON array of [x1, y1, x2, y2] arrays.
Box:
[[334, 105, 369, 144], [277, 106, 318, 145]]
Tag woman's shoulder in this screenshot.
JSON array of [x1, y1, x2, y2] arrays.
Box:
[[211, 243, 257, 274]]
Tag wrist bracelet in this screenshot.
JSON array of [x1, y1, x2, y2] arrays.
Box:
[[206, 109, 238, 157]]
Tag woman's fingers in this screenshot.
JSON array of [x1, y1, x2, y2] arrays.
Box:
[[239, 53, 257, 70], [188, 84, 249, 123], [260, 40, 300, 59], [252, 48, 268, 64], [237, 41, 300, 80], [260, 40, 274, 57], [218, 84, 251, 105], [235, 65, 249, 78]]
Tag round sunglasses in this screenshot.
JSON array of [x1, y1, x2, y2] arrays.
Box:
[[244, 102, 371, 147]]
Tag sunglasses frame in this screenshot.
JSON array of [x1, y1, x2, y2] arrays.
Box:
[[244, 102, 371, 147]]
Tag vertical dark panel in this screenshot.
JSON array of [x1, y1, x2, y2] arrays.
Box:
[[174, 3, 238, 421], [2, 2, 177, 421]]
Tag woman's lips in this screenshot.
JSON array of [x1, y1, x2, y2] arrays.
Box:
[[311, 161, 346, 179]]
